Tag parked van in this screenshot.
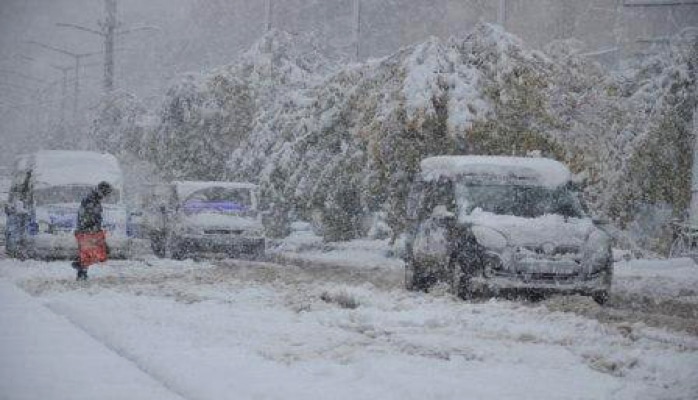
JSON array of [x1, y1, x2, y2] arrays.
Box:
[[404, 156, 613, 304], [140, 181, 265, 260], [4, 150, 131, 259]]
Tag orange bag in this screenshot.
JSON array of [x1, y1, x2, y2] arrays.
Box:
[[75, 231, 107, 268]]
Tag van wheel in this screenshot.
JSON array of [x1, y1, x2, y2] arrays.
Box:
[[592, 290, 609, 305]]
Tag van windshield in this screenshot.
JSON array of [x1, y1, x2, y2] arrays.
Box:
[[181, 187, 254, 215], [35, 185, 119, 206], [455, 183, 585, 218]]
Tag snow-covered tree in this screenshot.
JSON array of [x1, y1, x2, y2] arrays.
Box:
[[90, 90, 151, 157]]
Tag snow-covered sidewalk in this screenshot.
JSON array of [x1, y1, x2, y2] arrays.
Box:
[[0, 279, 184, 400]]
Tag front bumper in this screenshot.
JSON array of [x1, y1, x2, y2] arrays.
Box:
[[26, 233, 131, 259], [472, 269, 611, 295], [173, 234, 265, 258]]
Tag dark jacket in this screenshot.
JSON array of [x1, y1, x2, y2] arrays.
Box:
[[75, 189, 104, 233]]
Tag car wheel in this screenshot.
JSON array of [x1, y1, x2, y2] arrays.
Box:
[[405, 259, 439, 292], [450, 260, 465, 298], [149, 232, 166, 258]]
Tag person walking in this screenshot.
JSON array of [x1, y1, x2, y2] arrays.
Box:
[[72, 181, 113, 280]]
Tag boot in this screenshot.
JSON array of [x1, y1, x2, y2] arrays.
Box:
[[76, 269, 88, 281]]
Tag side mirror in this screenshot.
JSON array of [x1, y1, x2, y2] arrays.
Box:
[[592, 216, 609, 226]]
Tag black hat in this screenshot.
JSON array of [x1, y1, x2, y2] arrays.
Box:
[[97, 181, 113, 196]]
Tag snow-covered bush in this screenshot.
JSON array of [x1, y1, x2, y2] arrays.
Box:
[[136, 24, 696, 251]]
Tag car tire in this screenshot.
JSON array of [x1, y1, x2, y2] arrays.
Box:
[[149, 232, 166, 258], [405, 259, 439, 292]]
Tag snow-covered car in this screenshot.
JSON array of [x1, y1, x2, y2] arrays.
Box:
[[404, 155, 613, 304], [143, 181, 265, 260], [4, 150, 131, 260]]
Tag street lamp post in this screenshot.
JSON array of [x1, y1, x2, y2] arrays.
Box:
[[26, 41, 98, 124], [266, 0, 273, 32], [50, 65, 71, 127]]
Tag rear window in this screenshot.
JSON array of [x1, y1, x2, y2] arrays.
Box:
[[35, 185, 119, 206], [181, 187, 254, 215]]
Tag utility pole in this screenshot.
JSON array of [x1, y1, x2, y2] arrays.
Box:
[[353, 0, 362, 61], [104, 0, 117, 93], [498, 0, 506, 29], [57, 0, 157, 94], [690, 30, 698, 226], [265, 0, 273, 32]]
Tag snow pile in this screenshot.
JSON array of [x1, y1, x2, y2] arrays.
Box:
[[614, 257, 698, 299]]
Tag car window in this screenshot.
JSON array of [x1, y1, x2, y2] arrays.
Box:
[[34, 185, 119, 206], [455, 182, 585, 218], [181, 187, 254, 215]]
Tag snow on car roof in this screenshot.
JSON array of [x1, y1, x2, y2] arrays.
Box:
[[173, 180, 257, 199], [420, 155, 571, 188], [32, 150, 123, 190]]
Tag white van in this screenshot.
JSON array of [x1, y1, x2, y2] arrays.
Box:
[[4, 150, 131, 259], [404, 156, 613, 304]]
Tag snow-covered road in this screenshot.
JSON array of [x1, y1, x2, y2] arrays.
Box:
[[1, 254, 697, 400]]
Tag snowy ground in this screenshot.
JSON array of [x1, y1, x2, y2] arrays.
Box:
[[0, 238, 697, 400]]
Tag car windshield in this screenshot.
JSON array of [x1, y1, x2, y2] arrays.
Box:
[[181, 187, 254, 215], [34, 185, 119, 206], [455, 182, 585, 218]]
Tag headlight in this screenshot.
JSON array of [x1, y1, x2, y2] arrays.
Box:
[[582, 230, 612, 270], [483, 252, 504, 277], [472, 226, 508, 251], [38, 221, 50, 234]]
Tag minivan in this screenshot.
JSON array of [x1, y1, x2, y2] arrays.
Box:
[[4, 150, 131, 259]]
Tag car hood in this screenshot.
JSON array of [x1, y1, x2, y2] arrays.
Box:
[[460, 210, 595, 247]]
